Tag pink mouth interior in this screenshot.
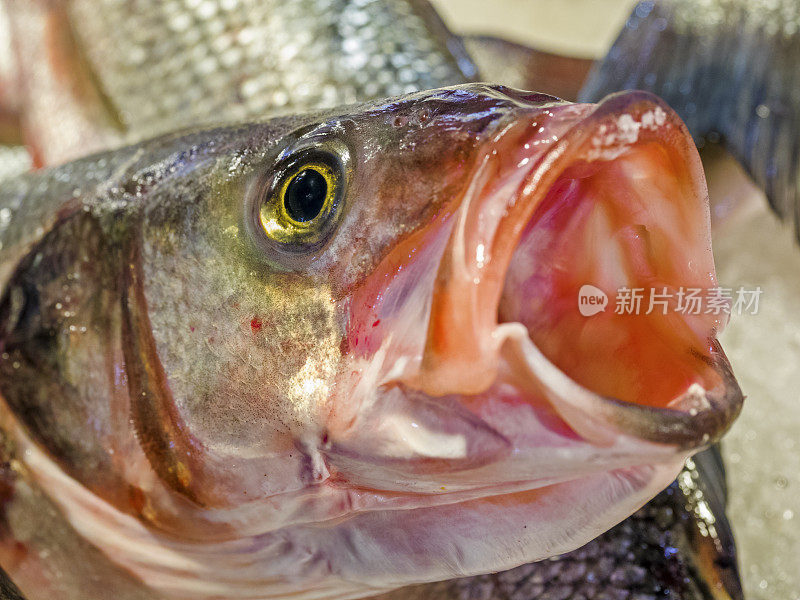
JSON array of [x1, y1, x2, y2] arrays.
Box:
[[498, 140, 723, 409]]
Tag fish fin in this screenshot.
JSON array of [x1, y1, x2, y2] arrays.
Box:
[[680, 449, 744, 600], [462, 35, 593, 101], [0, 566, 25, 600], [694, 443, 729, 505], [580, 0, 800, 243], [408, 0, 478, 81], [3, 0, 123, 165]]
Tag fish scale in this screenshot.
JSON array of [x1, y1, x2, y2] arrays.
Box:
[[65, 0, 473, 141], [1, 0, 474, 166]]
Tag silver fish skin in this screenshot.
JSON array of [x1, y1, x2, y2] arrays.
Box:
[[0, 83, 743, 600], [580, 0, 800, 241], [2, 0, 475, 166]]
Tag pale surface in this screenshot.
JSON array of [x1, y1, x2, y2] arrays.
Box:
[[715, 204, 800, 600], [436, 2, 800, 598], [430, 0, 638, 58]]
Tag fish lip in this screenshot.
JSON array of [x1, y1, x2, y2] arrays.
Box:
[[487, 89, 744, 449], [606, 338, 744, 449], [503, 323, 744, 450], [572, 338, 744, 449]]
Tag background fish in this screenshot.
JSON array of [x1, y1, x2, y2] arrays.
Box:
[[0, 0, 474, 166], [461, 35, 593, 102], [580, 0, 800, 241], [0, 84, 742, 599]]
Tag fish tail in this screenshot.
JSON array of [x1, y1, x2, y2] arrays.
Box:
[[682, 446, 744, 600], [580, 0, 800, 238]]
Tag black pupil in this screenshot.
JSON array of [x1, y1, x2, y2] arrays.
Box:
[[284, 168, 328, 223]]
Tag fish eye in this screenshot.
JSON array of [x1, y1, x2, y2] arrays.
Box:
[[281, 165, 333, 224], [249, 143, 349, 256]]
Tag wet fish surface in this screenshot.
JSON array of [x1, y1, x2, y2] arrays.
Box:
[[0, 83, 742, 599]]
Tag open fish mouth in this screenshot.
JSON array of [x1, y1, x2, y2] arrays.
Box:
[[421, 90, 742, 444], [314, 89, 745, 588], [333, 89, 743, 498]]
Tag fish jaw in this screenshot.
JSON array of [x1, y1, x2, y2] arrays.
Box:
[[328, 90, 742, 518]]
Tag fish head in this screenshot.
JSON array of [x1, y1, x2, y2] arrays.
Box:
[[0, 84, 743, 598]]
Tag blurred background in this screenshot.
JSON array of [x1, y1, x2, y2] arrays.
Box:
[[432, 0, 638, 58]]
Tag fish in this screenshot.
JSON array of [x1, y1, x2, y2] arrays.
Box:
[[0, 0, 474, 167], [580, 0, 800, 242], [0, 1, 750, 599], [0, 83, 743, 599], [461, 35, 594, 103]]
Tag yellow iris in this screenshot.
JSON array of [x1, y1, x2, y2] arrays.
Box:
[[259, 162, 338, 246]]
